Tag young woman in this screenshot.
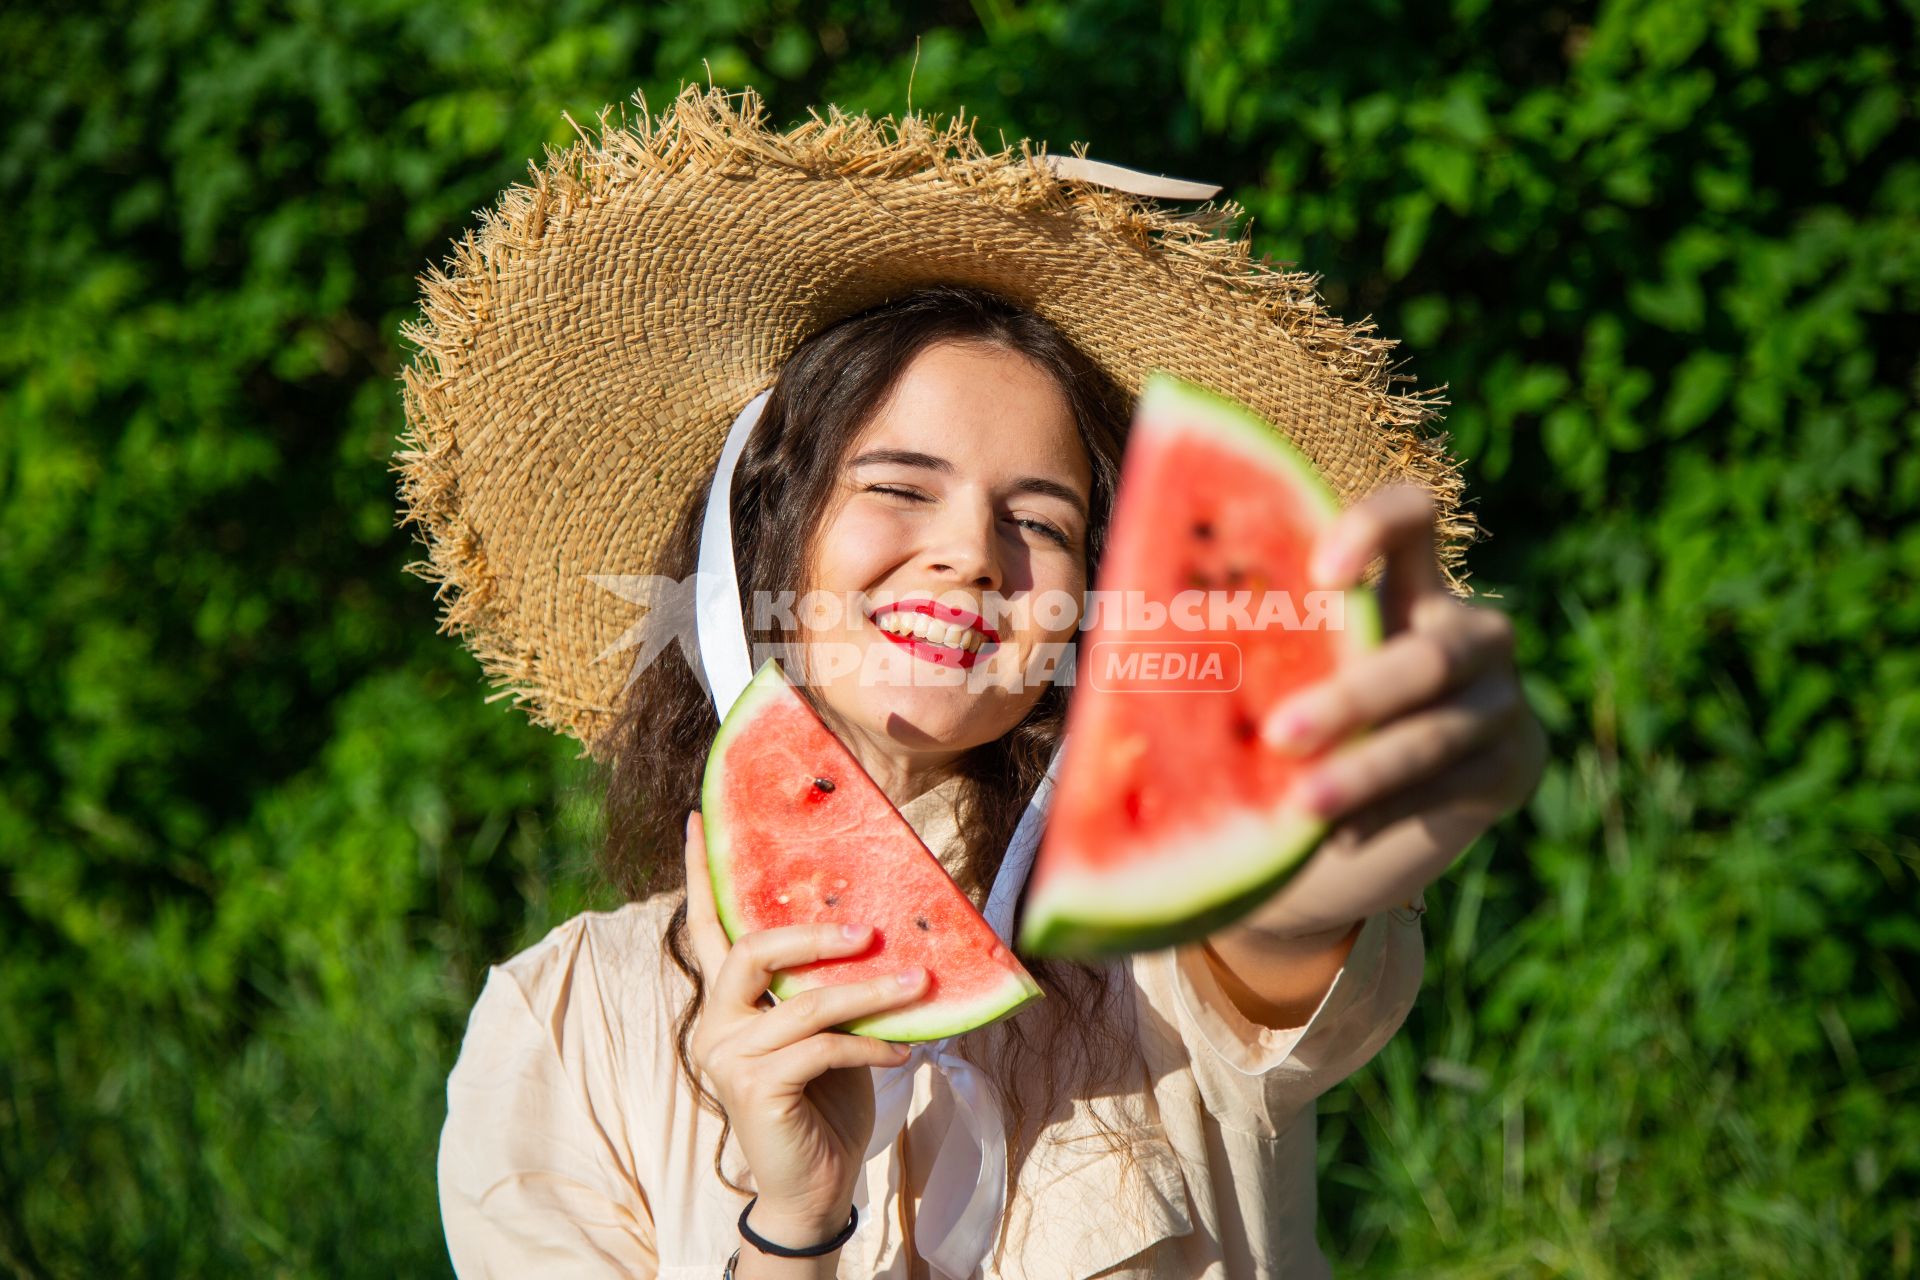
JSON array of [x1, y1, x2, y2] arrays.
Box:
[[404, 89, 1544, 1279]]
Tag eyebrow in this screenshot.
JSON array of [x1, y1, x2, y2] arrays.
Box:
[[848, 448, 1089, 517]]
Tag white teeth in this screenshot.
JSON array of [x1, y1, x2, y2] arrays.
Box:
[[872, 611, 989, 653]]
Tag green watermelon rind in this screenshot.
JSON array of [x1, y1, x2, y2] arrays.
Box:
[[1015, 371, 1383, 957], [702, 659, 1043, 1043], [1134, 371, 1349, 528], [1017, 808, 1328, 956], [833, 967, 1041, 1042]]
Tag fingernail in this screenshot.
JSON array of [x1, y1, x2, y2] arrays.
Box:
[[841, 923, 870, 941], [1264, 703, 1316, 751], [1301, 771, 1342, 816], [896, 966, 924, 987], [1311, 539, 1353, 587]]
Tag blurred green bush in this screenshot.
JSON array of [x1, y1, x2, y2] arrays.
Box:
[[2, 0, 1914, 1275]]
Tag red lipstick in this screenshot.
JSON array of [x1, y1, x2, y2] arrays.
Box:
[[868, 598, 1001, 670]]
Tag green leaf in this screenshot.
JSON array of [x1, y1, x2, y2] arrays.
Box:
[[1384, 191, 1435, 280], [1663, 351, 1736, 437], [1844, 83, 1903, 160], [1407, 139, 1475, 213]]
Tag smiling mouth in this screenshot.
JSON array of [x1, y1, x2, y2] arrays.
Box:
[[868, 601, 1000, 669]]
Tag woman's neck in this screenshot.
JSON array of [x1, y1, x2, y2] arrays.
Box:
[[817, 708, 964, 808]]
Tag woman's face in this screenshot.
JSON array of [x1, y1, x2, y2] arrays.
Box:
[[798, 339, 1094, 795]]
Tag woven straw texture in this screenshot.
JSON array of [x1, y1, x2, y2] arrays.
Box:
[[395, 84, 1476, 758]]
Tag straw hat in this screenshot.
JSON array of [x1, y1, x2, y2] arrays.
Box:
[[394, 83, 1475, 759]]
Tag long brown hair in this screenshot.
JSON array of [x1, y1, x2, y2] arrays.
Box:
[[598, 283, 1145, 1196]]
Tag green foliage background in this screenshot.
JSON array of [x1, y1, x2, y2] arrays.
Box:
[[3, 0, 1915, 1275]]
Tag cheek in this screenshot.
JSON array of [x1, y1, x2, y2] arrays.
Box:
[[808, 504, 911, 598], [1022, 554, 1087, 644]]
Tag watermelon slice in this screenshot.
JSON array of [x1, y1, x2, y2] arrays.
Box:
[[1017, 371, 1382, 956], [702, 660, 1043, 1042]]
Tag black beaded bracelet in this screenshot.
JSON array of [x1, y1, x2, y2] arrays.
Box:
[[735, 1195, 859, 1259]]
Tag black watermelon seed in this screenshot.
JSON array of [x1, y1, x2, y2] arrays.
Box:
[[812, 777, 835, 792], [1193, 520, 1214, 539], [914, 916, 931, 931], [824, 893, 840, 907]]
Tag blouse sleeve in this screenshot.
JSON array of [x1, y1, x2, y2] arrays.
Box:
[[1139, 901, 1426, 1138], [438, 919, 661, 1279]]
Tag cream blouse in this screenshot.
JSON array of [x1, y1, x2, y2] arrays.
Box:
[[438, 777, 1426, 1278]]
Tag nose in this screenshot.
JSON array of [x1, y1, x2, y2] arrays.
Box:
[[921, 493, 1003, 594]]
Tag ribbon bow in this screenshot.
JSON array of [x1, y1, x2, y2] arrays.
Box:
[[850, 757, 1057, 1279]]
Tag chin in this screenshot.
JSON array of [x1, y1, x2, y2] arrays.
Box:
[[863, 686, 1001, 753], [802, 634, 1037, 757]]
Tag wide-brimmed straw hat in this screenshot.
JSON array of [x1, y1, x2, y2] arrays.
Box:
[[394, 83, 1475, 758]]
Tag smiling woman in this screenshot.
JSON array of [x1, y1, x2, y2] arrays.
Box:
[[412, 86, 1539, 1280], [435, 285, 1417, 1279]]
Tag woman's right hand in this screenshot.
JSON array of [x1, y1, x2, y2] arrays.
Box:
[[682, 810, 927, 1247]]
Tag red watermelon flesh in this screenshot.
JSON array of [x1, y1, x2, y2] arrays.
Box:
[[1017, 371, 1382, 956], [703, 659, 1043, 1042]]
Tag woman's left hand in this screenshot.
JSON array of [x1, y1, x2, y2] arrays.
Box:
[[1238, 483, 1548, 938]]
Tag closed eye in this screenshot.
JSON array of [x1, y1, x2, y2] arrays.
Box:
[[868, 484, 1072, 548], [1012, 516, 1071, 547]]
